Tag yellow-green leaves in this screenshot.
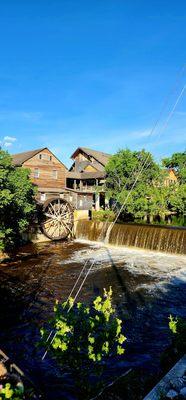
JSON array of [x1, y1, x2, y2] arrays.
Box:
[[102, 341, 109, 354], [0, 383, 13, 399], [40, 287, 126, 373], [0, 382, 23, 399], [88, 335, 95, 344], [118, 334, 127, 344], [117, 346, 125, 355], [169, 315, 178, 334]]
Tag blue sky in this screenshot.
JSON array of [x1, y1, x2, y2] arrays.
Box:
[[0, 0, 186, 167]]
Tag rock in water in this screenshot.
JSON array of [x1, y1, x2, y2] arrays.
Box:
[[166, 389, 178, 399], [180, 387, 186, 399]]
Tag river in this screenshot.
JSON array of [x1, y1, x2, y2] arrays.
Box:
[[0, 239, 186, 399]]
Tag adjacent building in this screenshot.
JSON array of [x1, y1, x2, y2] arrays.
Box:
[[12, 147, 67, 202], [164, 168, 178, 186]]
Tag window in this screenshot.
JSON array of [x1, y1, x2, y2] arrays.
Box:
[[40, 193, 46, 201], [34, 168, 39, 178], [38, 153, 52, 161], [52, 170, 58, 179]]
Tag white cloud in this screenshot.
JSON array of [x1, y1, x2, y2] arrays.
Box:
[[3, 136, 17, 142], [4, 142, 13, 147]]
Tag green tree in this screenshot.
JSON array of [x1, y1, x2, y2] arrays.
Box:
[[168, 183, 186, 215], [105, 148, 160, 195], [0, 150, 36, 253], [105, 149, 167, 221], [162, 151, 186, 183]]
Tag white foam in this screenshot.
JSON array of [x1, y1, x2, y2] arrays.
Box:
[[64, 239, 186, 283]]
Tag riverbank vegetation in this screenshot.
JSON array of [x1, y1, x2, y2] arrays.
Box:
[[92, 209, 115, 222], [105, 149, 186, 225], [0, 150, 36, 254]]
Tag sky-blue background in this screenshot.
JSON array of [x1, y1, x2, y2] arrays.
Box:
[[0, 0, 186, 167]]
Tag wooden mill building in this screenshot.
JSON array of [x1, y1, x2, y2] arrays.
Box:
[[66, 147, 111, 210], [12, 146, 111, 211], [12, 147, 68, 202]]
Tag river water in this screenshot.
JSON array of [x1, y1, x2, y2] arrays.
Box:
[[0, 239, 186, 399]]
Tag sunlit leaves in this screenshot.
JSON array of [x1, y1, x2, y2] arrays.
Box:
[[41, 287, 126, 367], [105, 148, 186, 221], [0, 382, 23, 399], [169, 315, 178, 334], [0, 150, 36, 252]]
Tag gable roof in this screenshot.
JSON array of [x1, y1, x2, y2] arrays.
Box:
[[12, 147, 67, 169], [71, 147, 111, 166], [12, 148, 46, 166]]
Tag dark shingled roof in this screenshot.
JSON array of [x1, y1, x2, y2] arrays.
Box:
[[71, 147, 111, 166], [67, 171, 106, 179], [12, 148, 46, 166]]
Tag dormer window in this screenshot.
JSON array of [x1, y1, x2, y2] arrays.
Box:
[[38, 153, 52, 161]]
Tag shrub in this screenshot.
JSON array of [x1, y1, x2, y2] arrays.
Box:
[[92, 209, 115, 222], [40, 288, 126, 398]]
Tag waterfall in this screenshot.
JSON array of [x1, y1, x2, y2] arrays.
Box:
[[74, 220, 186, 255]]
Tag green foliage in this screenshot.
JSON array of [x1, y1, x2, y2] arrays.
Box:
[[105, 149, 168, 221], [162, 151, 186, 183], [40, 288, 126, 397], [168, 184, 186, 214], [0, 150, 36, 253], [105, 148, 160, 194], [105, 148, 186, 222], [0, 383, 23, 399], [168, 316, 186, 354], [92, 209, 115, 222], [168, 315, 178, 334]]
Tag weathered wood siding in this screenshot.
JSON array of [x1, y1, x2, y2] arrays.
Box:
[[73, 150, 105, 172], [23, 148, 67, 191]]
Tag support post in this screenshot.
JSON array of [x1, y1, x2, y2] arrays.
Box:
[[95, 193, 100, 211]]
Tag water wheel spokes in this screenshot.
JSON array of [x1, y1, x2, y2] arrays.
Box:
[[41, 198, 74, 240]]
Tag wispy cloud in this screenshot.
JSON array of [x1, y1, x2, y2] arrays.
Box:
[[4, 142, 13, 147], [4, 136, 17, 142], [0, 135, 17, 148]]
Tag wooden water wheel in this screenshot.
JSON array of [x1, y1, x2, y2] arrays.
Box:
[[41, 197, 74, 240]]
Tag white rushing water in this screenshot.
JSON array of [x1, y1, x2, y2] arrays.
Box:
[[62, 239, 186, 289]]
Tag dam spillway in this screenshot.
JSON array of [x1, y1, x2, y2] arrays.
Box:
[[75, 220, 186, 254]]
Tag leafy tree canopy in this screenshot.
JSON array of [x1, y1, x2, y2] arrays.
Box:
[[0, 149, 36, 253], [105, 148, 161, 195], [105, 148, 185, 221], [162, 151, 186, 183]]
